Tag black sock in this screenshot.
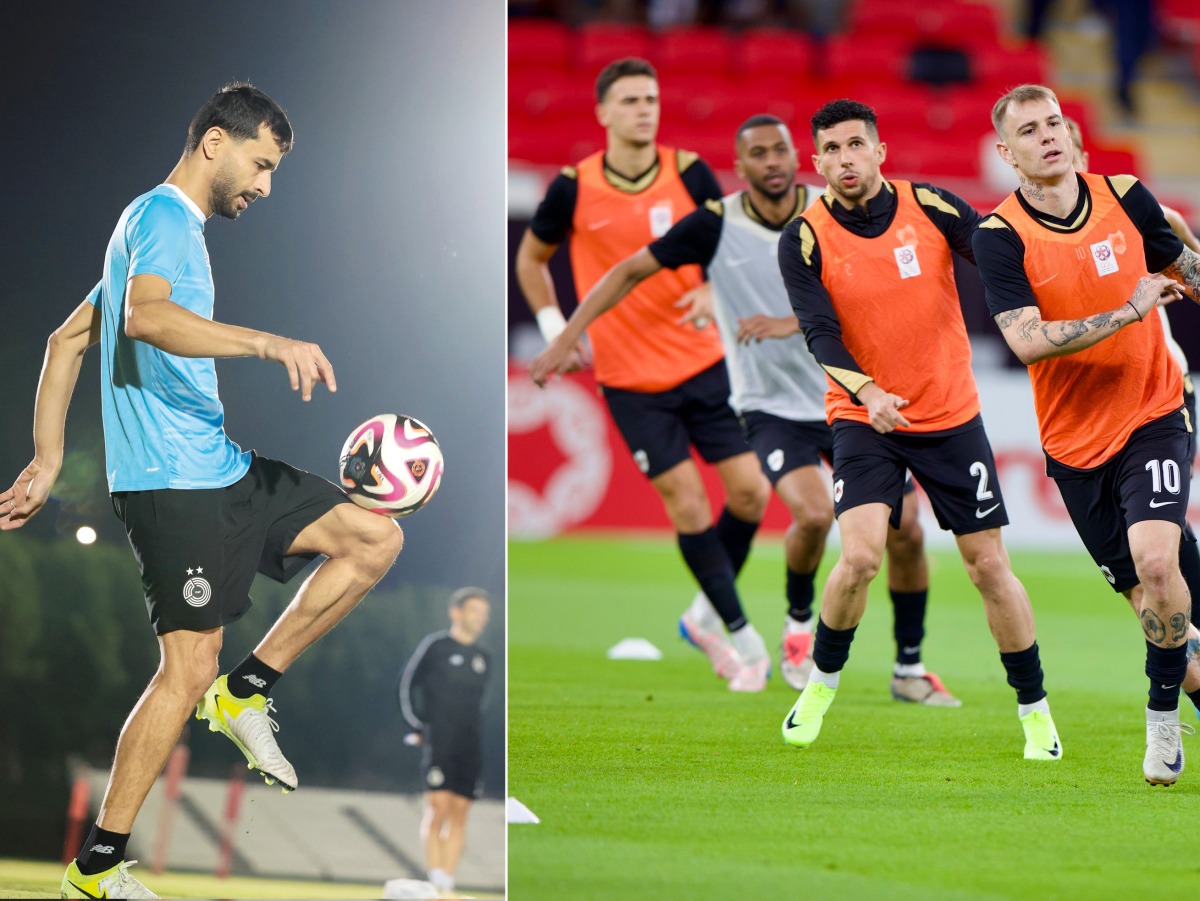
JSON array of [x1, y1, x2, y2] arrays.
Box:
[[786, 568, 816, 623], [226, 652, 282, 699], [999, 642, 1047, 705], [76, 824, 129, 875], [678, 528, 747, 631], [1146, 641, 1187, 712], [891, 589, 927, 665], [1178, 534, 1200, 630], [715, 507, 759, 577], [812, 617, 857, 674]]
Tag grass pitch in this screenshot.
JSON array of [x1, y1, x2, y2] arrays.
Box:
[[0, 858, 391, 899], [509, 534, 1200, 900]]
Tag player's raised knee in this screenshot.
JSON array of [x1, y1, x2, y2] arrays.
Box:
[[1133, 546, 1178, 596]]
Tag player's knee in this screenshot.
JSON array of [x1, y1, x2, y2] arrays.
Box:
[[962, 549, 1009, 594], [789, 501, 833, 540], [1134, 546, 1178, 597], [727, 475, 769, 522], [350, 514, 403, 577], [661, 491, 710, 533], [839, 546, 883, 586], [886, 518, 924, 563]]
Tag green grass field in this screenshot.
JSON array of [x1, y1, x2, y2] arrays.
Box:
[[509, 534, 1200, 900], [0, 858, 393, 899]]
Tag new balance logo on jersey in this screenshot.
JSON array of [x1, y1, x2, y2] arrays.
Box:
[[242, 674, 267, 689], [90, 844, 116, 854]]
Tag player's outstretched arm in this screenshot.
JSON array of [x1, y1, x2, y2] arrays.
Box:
[[992, 273, 1183, 364], [1163, 246, 1200, 305], [529, 247, 662, 387], [1, 299, 100, 530], [124, 273, 335, 401], [515, 229, 589, 373]]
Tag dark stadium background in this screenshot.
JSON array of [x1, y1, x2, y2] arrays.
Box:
[[0, 0, 506, 859]]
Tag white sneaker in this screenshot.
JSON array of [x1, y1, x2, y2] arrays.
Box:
[[780, 620, 814, 690], [196, 675, 299, 791], [1145, 707, 1195, 786], [729, 624, 770, 692], [678, 592, 741, 680], [62, 860, 158, 899]]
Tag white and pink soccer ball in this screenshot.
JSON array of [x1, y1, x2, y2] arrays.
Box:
[[339, 414, 444, 518]]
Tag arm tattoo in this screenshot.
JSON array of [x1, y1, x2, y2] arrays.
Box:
[[1017, 314, 1041, 342], [1042, 319, 1087, 347], [1170, 612, 1189, 643], [995, 309, 1023, 330], [1167, 247, 1200, 303], [1086, 310, 1120, 331], [1141, 608, 1167, 644]]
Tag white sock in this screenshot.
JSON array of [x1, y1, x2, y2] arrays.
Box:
[[785, 615, 813, 634], [893, 662, 926, 678], [1018, 698, 1050, 718], [688, 590, 722, 629], [1147, 705, 1179, 722], [428, 868, 446, 886], [730, 623, 766, 660], [811, 666, 840, 689]]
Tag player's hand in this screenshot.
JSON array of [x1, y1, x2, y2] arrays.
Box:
[[736, 314, 801, 344], [675, 282, 714, 330], [1131, 274, 1184, 320], [263, 337, 337, 401], [529, 335, 585, 387], [0, 459, 58, 531], [859, 383, 911, 434], [403, 731, 424, 747]]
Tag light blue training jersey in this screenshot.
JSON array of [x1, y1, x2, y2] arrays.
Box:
[[88, 184, 251, 492]]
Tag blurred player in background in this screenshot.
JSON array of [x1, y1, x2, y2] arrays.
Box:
[[778, 99, 1059, 758], [532, 113, 957, 705], [399, 588, 492, 896], [516, 57, 773, 691], [976, 84, 1200, 784], [0, 83, 404, 898]]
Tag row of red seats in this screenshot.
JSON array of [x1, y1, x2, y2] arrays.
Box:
[[510, 11, 1018, 78]]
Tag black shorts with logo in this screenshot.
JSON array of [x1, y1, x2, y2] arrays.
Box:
[[112, 453, 352, 634], [601, 360, 750, 479], [741, 409, 917, 498], [422, 740, 482, 800], [1048, 408, 1192, 593], [831, 415, 1007, 534]]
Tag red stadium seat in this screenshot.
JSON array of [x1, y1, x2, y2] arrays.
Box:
[[848, 0, 973, 40], [972, 44, 1050, 91], [576, 23, 653, 72], [733, 28, 815, 77], [823, 34, 912, 82], [656, 26, 733, 75], [1085, 142, 1142, 179], [509, 19, 571, 72]]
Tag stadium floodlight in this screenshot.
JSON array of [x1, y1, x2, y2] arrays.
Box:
[[75, 526, 97, 545]]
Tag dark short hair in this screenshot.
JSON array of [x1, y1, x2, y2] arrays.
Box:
[[736, 113, 787, 141], [595, 58, 657, 103], [810, 99, 878, 144], [184, 82, 294, 156], [449, 586, 490, 611]]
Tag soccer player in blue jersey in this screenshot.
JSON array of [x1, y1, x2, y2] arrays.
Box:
[[0, 83, 403, 899]]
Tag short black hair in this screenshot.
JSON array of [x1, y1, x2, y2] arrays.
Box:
[[736, 113, 787, 141], [595, 58, 657, 103], [184, 81, 293, 156], [449, 586, 489, 611], [810, 99, 878, 144]]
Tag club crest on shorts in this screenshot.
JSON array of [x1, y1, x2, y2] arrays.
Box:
[[633, 450, 650, 474], [183, 576, 212, 607], [1100, 564, 1116, 585], [427, 766, 445, 788], [767, 449, 784, 472], [833, 478, 844, 502]]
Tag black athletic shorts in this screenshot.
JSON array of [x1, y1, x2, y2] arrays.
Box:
[[1048, 408, 1193, 593], [741, 409, 917, 499], [111, 453, 352, 634], [601, 360, 750, 479], [831, 415, 1006, 534], [423, 741, 482, 800]]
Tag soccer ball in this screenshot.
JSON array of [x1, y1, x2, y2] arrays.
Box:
[[339, 414, 444, 518]]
